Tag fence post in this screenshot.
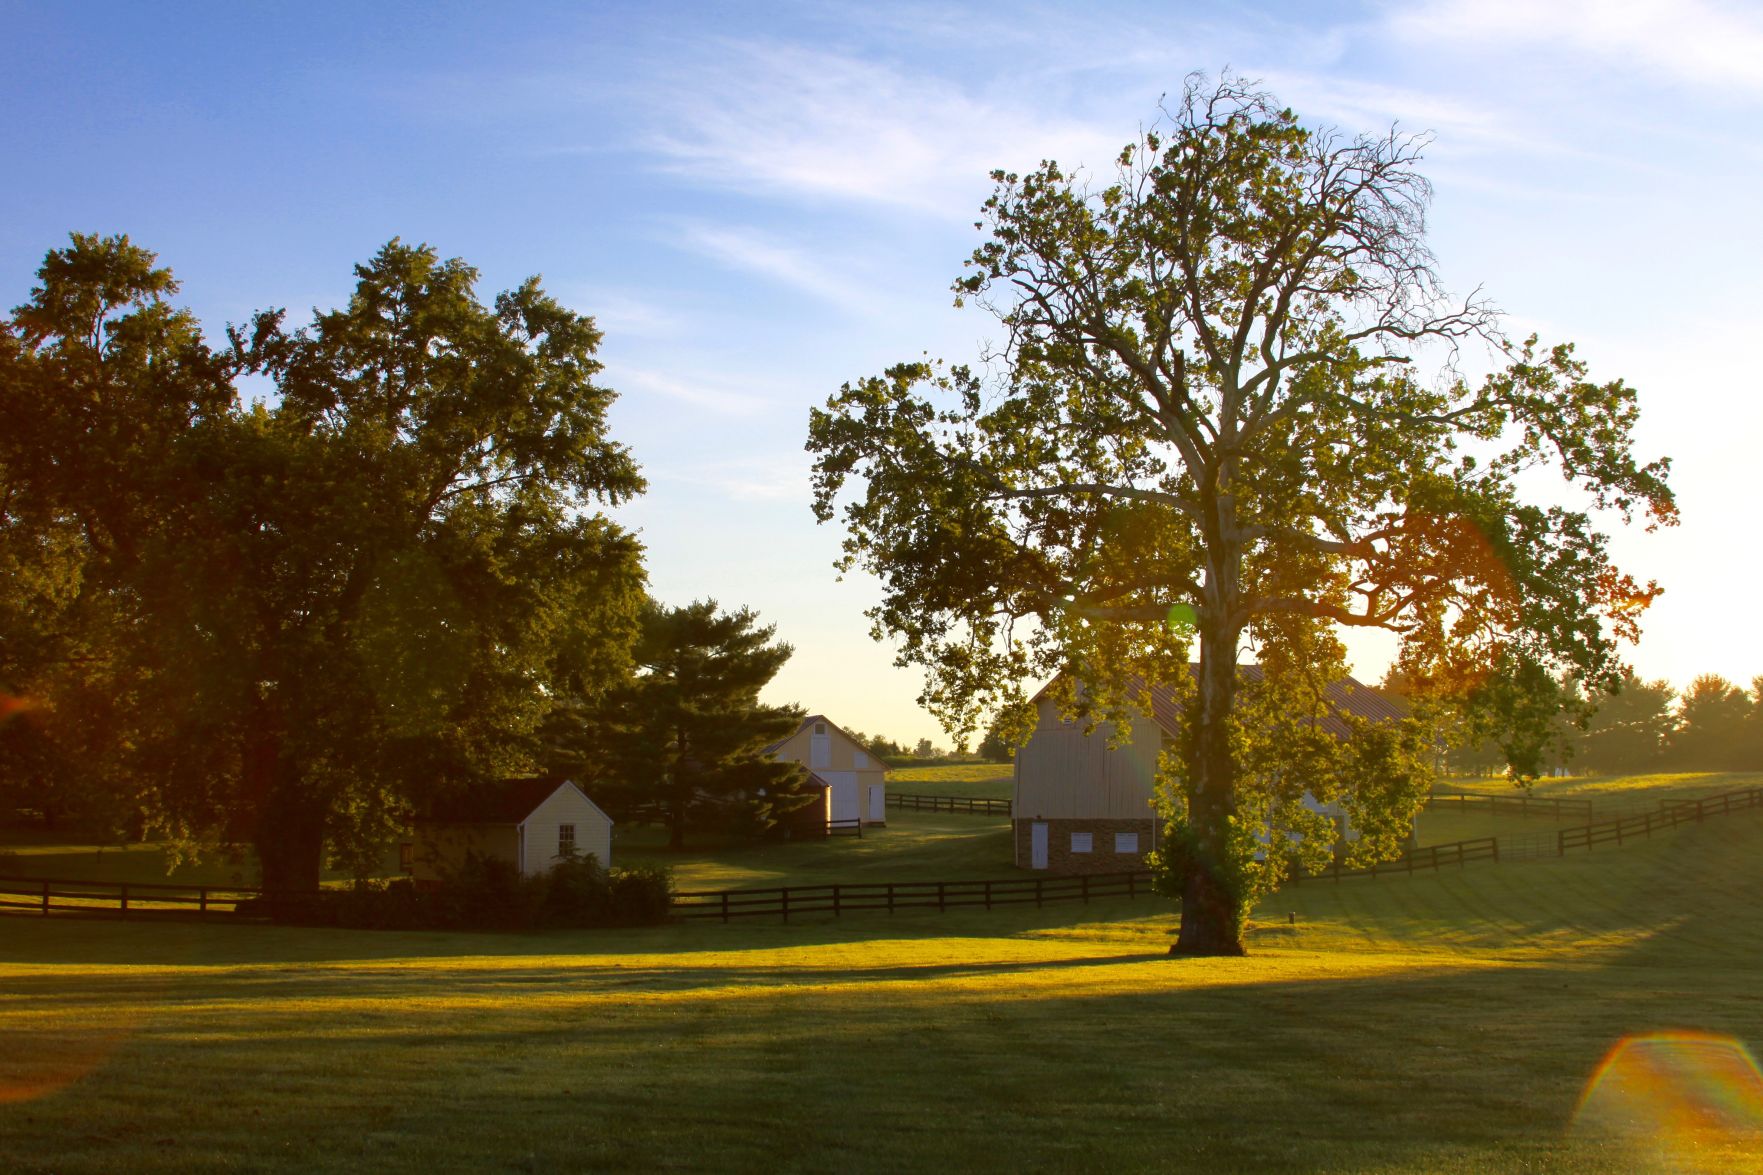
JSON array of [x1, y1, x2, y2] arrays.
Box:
[[120, 883, 128, 914], [833, 884, 842, 917], [984, 879, 992, 911], [937, 882, 946, 913], [1035, 877, 1043, 908], [887, 883, 895, 915], [721, 891, 730, 923], [200, 887, 208, 915], [41, 879, 50, 915], [782, 887, 790, 922]]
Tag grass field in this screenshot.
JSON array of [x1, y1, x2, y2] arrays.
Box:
[[5, 786, 1763, 1172], [617, 809, 1013, 889], [885, 761, 1014, 798]]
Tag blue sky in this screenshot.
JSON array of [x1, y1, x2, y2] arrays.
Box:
[[4, 1, 1760, 745]]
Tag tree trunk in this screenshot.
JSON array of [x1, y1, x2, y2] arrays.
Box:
[[255, 801, 326, 895], [1171, 552, 1248, 956]]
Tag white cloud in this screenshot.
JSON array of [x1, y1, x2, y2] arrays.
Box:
[[670, 221, 883, 315], [654, 455, 809, 503], [1385, 0, 1763, 95], [558, 287, 683, 339], [616, 366, 782, 417], [641, 39, 1124, 217]]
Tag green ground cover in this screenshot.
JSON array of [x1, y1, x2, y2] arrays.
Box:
[[885, 761, 1014, 798], [4, 796, 1762, 1172], [616, 809, 1013, 890]]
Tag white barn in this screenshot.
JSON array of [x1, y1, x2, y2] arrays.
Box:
[[768, 715, 889, 828], [1013, 670, 1404, 874]]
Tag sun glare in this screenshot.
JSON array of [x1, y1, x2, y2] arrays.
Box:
[[1572, 1032, 1763, 1170]]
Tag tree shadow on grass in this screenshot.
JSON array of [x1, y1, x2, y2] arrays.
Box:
[[3, 937, 1755, 1174]]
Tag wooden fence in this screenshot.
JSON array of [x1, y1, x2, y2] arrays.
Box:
[[1557, 786, 1763, 854], [1286, 836, 1500, 884], [0, 874, 265, 919], [1425, 790, 1595, 821], [673, 870, 1154, 922], [886, 793, 1012, 816], [826, 818, 863, 837]]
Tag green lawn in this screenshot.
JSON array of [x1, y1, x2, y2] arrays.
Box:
[[886, 761, 1014, 799], [617, 809, 1013, 890], [4, 797, 1763, 1172]]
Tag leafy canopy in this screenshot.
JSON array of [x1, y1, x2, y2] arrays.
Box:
[[807, 75, 1673, 953]]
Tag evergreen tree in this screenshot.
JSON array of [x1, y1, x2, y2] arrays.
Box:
[[571, 600, 814, 849]]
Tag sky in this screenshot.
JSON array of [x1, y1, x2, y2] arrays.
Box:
[[3, 0, 1760, 747]]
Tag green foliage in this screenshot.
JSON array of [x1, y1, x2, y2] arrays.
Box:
[[557, 599, 812, 848], [806, 74, 1673, 953], [1, 234, 647, 891]]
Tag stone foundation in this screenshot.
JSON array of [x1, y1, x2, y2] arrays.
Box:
[[1013, 817, 1155, 874]]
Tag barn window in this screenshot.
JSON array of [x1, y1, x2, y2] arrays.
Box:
[[1115, 832, 1140, 854], [814, 722, 826, 735], [1070, 832, 1093, 853], [558, 824, 576, 858], [853, 750, 869, 769], [398, 843, 413, 873]]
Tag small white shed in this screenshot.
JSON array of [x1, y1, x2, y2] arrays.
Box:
[[408, 777, 614, 881]]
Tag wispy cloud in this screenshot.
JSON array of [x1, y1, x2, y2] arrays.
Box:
[[654, 455, 809, 502], [1384, 0, 1763, 96], [616, 366, 782, 417], [670, 221, 884, 315], [558, 287, 683, 339], [640, 39, 1124, 217]]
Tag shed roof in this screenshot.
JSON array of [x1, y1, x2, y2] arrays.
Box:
[[1036, 667, 1404, 740], [421, 777, 582, 825]]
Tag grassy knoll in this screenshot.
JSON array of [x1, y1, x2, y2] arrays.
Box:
[[4, 806, 1763, 1172], [886, 761, 1014, 798]]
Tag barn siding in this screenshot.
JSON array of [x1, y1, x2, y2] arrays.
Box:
[[522, 784, 614, 872], [1012, 696, 1164, 823], [772, 717, 888, 825]]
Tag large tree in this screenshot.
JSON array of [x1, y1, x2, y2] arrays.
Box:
[[807, 76, 1674, 955], [1, 235, 647, 891], [560, 599, 812, 849]]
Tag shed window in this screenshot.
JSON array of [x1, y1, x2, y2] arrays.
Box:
[[1070, 832, 1093, 853], [1115, 832, 1140, 854], [815, 722, 826, 735], [558, 824, 576, 858], [399, 842, 413, 873]]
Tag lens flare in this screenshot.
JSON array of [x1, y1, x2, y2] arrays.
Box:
[[1571, 1032, 1763, 1171], [1165, 603, 1197, 635], [0, 1033, 123, 1105], [0, 692, 37, 724]]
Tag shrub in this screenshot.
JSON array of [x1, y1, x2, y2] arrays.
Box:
[[250, 852, 674, 931]]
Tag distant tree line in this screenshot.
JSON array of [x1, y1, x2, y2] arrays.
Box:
[[1444, 673, 1763, 777]]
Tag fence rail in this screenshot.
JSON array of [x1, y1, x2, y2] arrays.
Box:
[[1425, 790, 1595, 821], [0, 874, 266, 919], [886, 793, 1012, 816], [1287, 836, 1500, 884], [1557, 786, 1763, 854], [673, 870, 1153, 922]]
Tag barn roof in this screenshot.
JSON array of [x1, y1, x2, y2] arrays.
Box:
[[420, 776, 579, 824], [1035, 667, 1404, 739], [765, 714, 868, 756]]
